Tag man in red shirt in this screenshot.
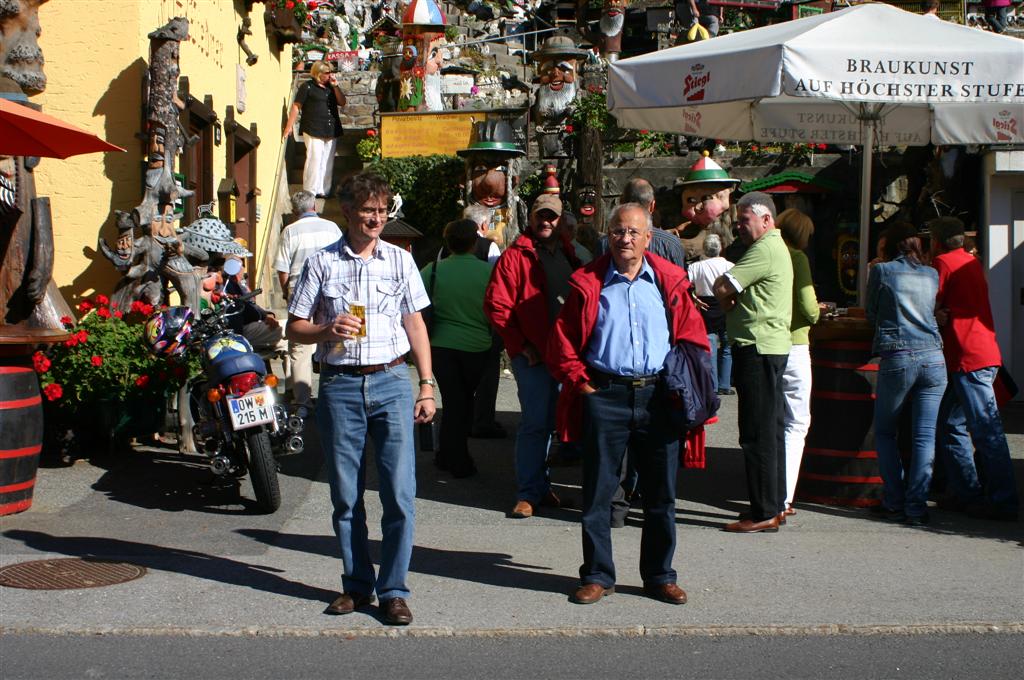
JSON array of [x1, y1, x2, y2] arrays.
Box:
[[931, 217, 1018, 521], [485, 194, 581, 518]]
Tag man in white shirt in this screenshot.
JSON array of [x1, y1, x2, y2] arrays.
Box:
[[274, 190, 342, 415], [688, 233, 735, 395]]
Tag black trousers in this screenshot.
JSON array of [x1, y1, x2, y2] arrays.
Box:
[[473, 334, 503, 429], [732, 345, 788, 521], [433, 346, 488, 469]]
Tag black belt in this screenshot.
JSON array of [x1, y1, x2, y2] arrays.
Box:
[[324, 357, 405, 376], [591, 370, 660, 388]]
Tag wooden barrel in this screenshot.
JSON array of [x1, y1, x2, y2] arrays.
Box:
[[0, 364, 43, 515], [797, 339, 883, 507]]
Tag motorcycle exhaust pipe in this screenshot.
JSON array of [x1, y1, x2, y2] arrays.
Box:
[[210, 455, 232, 475], [285, 435, 304, 455]]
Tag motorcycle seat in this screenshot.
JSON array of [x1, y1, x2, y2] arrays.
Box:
[[208, 352, 267, 384]]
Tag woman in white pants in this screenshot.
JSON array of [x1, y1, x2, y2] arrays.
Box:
[[283, 61, 346, 198], [777, 209, 821, 516]]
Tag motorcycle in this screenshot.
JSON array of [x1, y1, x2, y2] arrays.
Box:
[[145, 291, 304, 513]]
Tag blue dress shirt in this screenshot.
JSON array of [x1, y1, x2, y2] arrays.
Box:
[[585, 260, 671, 377]]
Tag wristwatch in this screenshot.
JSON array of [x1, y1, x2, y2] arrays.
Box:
[[419, 377, 437, 387]]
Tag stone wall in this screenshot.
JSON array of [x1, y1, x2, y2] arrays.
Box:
[[337, 73, 378, 130]]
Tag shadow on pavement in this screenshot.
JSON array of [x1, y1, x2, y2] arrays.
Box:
[[1, 530, 338, 605], [238, 529, 580, 596]]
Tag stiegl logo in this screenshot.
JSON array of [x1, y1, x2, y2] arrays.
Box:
[[683, 109, 702, 134], [684, 63, 710, 102], [994, 110, 1018, 142]]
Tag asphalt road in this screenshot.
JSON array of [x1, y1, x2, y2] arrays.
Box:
[[2, 632, 1023, 680]]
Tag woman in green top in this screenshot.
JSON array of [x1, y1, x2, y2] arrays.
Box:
[[420, 219, 495, 478], [777, 209, 821, 515]]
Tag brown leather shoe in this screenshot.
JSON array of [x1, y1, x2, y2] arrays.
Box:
[[784, 505, 796, 516], [572, 583, 614, 604], [724, 516, 781, 533], [510, 500, 534, 518], [325, 591, 375, 615], [380, 597, 413, 625], [644, 582, 688, 605]]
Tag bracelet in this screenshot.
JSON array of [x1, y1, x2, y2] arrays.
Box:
[[415, 397, 435, 403]]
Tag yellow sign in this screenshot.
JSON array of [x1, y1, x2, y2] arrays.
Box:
[[381, 112, 478, 158]]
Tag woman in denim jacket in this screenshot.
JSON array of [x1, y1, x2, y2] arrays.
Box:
[[866, 223, 947, 525]]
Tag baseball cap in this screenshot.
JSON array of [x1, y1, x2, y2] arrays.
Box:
[[531, 193, 563, 217]]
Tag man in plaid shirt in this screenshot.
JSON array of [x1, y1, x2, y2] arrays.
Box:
[[287, 173, 436, 626]]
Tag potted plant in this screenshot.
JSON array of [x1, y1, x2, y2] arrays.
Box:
[[35, 296, 192, 458]]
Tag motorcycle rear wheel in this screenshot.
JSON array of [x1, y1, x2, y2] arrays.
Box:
[[245, 430, 281, 513]]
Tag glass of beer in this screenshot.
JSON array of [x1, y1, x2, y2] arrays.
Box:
[[349, 300, 367, 342]]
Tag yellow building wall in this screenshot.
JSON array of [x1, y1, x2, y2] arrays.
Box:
[[34, 0, 293, 305]]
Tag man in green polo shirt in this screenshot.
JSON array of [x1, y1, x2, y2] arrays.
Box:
[[713, 192, 793, 533]]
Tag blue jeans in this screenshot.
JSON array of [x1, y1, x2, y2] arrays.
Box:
[[317, 363, 415, 600], [873, 349, 947, 518], [937, 366, 1019, 513], [509, 354, 557, 503], [707, 330, 732, 391], [580, 380, 679, 588]]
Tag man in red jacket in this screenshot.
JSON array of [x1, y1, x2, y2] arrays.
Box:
[[547, 203, 708, 606], [931, 217, 1018, 521], [485, 194, 581, 518]]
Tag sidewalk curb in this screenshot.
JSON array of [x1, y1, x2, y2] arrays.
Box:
[[3, 622, 1022, 639]]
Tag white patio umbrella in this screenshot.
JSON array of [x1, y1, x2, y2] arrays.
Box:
[[607, 3, 1024, 302]]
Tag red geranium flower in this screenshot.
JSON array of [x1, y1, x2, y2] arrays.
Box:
[[113, 310, 123, 319], [43, 383, 63, 401], [135, 375, 150, 388], [32, 351, 50, 374], [639, 129, 649, 135], [308, 0, 318, 9], [59, 315, 73, 327], [75, 330, 89, 344], [285, 0, 295, 9], [91, 355, 103, 367], [751, 145, 760, 152], [95, 294, 109, 305], [564, 124, 574, 134], [64, 337, 78, 348], [96, 307, 111, 319], [817, 143, 827, 150], [366, 129, 377, 137], [78, 300, 93, 313]]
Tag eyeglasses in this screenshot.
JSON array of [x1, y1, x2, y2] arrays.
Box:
[[609, 228, 645, 241], [357, 207, 389, 218]]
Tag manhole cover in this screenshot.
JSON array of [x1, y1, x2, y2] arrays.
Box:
[[0, 558, 146, 590]]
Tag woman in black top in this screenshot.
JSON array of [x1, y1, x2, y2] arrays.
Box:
[[283, 61, 347, 198]]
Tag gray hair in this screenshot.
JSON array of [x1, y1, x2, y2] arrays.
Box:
[[291, 190, 316, 214], [736, 191, 777, 220], [462, 203, 491, 229], [703, 233, 722, 258], [619, 178, 655, 209], [607, 202, 653, 232]]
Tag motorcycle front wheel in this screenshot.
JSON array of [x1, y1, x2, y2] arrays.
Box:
[[245, 429, 281, 513]]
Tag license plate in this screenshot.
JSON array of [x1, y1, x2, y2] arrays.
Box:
[[227, 386, 276, 431]]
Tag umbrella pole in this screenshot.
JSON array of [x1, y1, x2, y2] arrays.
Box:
[[857, 114, 876, 307]]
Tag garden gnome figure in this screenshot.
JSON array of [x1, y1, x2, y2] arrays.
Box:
[[577, 0, 629, 62], [530, 32, 588, 159], [457, 119, 527, 248], [397, 43, 424, 111], [674, 152, 739, 260]]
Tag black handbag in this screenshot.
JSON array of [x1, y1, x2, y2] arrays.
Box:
[[422, 249, 442, 333]]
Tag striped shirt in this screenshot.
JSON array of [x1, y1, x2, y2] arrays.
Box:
[[288, 235, 430, 366], [273, 213, 343, 283]]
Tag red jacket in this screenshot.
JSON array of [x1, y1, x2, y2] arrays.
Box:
[[484, 232, 581, 358], [545, 252, 710, 442], [934, 248, 1002, 373]]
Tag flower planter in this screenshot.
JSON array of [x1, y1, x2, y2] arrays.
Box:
[[265, 5, 302, 45]]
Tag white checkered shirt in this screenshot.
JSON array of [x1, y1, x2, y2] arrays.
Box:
[[288, 235, 430, 366]]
